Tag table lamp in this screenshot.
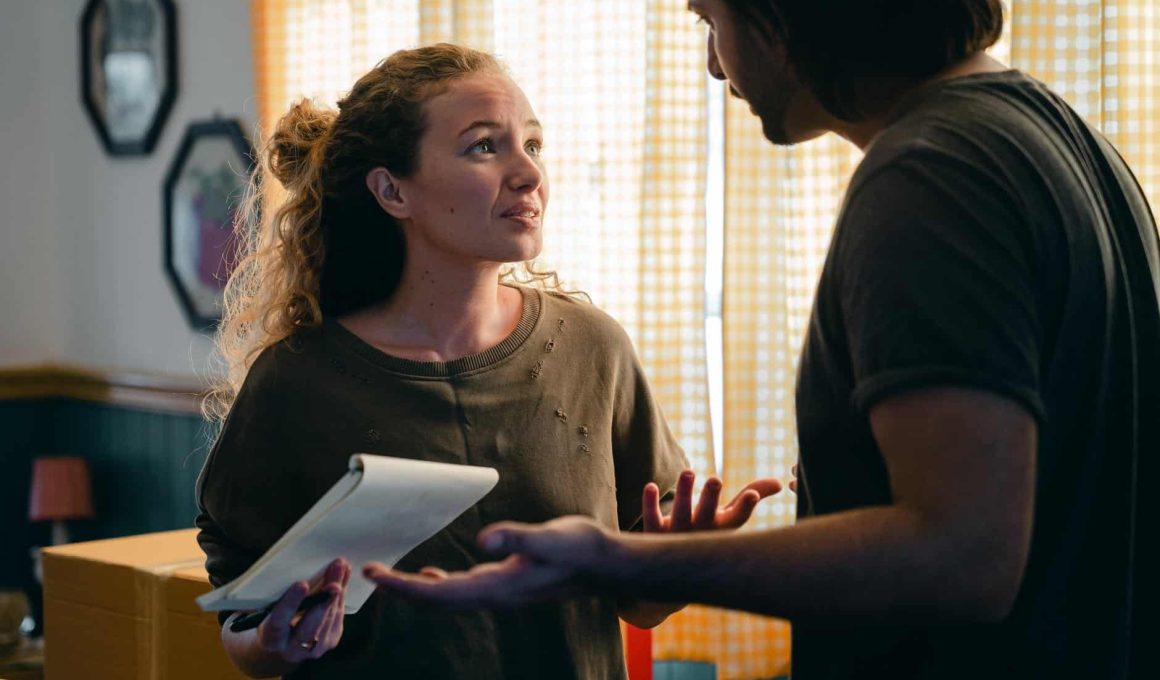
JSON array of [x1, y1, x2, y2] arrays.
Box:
[[28, 456, 94, 546]]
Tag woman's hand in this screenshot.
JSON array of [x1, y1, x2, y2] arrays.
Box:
[[642, 469, 781, 533], [618, 469, 779, 627], [255, 558, 350, 662], [224, 557, 351, 677]]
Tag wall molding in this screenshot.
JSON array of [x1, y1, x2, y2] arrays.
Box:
[[0, 365, 207, 416]]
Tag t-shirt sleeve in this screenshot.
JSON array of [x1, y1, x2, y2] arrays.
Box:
[[836, 156, 1046, 421], [608, 327, 689, 532]]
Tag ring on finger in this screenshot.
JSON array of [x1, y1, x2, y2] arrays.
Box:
[[297, 638, 319, 651]]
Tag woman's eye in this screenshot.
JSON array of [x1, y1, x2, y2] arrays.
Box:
[[468, 138, 496, 154], [525, 141, 543, 157]]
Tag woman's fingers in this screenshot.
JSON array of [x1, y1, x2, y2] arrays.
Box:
[[692, 476, 723, 529], [669, 470, 696, 531], [258, 560, 350, 660], [257, 581, 309, 650], [641, 482, 665, 532], [326, 572, 347, 645]]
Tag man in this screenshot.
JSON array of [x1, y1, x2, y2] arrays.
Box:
[[366, 1, 1159, 676]]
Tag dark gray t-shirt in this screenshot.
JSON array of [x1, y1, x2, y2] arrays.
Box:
[[795, 71, 1159, 678], [196, 287, 687, 680]]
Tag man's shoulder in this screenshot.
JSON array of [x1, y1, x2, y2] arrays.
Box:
[[860, 70, 1078, 175]]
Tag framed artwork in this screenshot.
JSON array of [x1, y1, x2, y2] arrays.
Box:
[[163, 119, 255, 331], [80, 0, 178, 156]]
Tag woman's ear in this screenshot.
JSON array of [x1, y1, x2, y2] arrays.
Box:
[[366, 167, 409, 219]]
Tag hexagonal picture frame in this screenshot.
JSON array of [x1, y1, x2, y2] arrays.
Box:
[[80, 0, 178, 156], [163, 118, 254, 331]]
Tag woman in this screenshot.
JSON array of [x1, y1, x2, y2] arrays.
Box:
[[196, 44, 776, 679]]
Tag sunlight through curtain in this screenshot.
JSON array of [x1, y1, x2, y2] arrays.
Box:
[[252, 1, 1157, 677]]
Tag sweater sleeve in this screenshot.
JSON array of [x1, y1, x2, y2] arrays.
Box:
[[194, 347, 304, 621], [608, 325, 688, 532]]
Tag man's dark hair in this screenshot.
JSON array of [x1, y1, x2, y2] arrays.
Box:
[[726, 0, 1005, 121]]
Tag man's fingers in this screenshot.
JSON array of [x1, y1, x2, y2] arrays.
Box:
[[365, 565, 490, 609], [366, 556, 572, 611], [641, 482, 664, 532], [692, 476, 723, 529], [478, 521, 549, 557]]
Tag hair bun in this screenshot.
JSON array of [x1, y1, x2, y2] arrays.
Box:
[[266, 99, 338, 190]]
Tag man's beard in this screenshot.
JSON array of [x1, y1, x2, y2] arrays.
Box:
[[756, 97, 794, 146]]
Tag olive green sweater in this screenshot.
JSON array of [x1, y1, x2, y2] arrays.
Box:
[[196, 286, 686, 680]]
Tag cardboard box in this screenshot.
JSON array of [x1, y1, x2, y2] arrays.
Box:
[[161, 565, 247, 680], [41, 529, 244, 680]]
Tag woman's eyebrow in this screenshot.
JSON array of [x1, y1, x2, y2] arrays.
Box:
[[458, 119, 543, 137]]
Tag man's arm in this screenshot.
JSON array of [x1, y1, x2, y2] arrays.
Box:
[[367, 387, 1035, 625]]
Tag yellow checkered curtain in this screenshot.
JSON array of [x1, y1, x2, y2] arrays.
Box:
[[250, 0, 491, 136], [1009, 0, 1159, 215], [419, 0, 492, 49], [633, 0, 712, 476], [252, 0, 421, 134]]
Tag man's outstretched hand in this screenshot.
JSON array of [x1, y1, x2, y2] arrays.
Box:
[[363, 516, 611, 610], [363, 472, 783, 612]]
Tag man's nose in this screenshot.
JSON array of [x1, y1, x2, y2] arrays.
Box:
[[707, 35, 726, 81]]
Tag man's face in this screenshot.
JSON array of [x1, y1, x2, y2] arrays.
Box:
[[689, 0, 830, 145]]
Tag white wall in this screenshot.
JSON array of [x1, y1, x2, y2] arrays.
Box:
[[0, 1, 65, 367], [0, 0, 256, 379]]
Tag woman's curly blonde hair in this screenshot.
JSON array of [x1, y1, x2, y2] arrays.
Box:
[[205, 43, 572, 422]]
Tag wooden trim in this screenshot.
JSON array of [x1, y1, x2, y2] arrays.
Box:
[[0, 365, 208, 416]]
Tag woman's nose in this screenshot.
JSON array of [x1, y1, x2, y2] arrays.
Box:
[[508, 149, 543, 191]]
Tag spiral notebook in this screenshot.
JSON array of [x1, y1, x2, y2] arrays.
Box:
[[196, 454, 499, 614]]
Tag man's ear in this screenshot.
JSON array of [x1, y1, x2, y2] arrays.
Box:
[[366, 167, 409, 220]]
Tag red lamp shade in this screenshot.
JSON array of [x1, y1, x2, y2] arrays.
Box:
[[29, 456, 95, 522]]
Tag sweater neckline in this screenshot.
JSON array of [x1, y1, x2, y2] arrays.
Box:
[[323, 286, 542, 378]]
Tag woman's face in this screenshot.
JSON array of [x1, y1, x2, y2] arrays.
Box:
[[379, 70, 548, 268]]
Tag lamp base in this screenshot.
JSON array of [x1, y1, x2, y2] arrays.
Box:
[[50, 520, 70, 546]]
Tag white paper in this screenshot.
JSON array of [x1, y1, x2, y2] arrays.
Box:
[[196, 454, 499, 614]]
